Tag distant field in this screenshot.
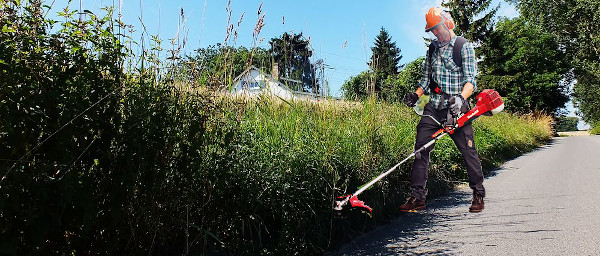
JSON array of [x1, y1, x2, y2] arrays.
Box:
[[558, 130, 591, 137]]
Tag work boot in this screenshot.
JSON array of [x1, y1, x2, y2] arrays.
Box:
[[469, 192, 484, 213], [399, 197, 426, 212]]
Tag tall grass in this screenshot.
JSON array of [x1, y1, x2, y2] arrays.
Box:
[[474, 113, 553, 169], [185, 95, 553, 254]]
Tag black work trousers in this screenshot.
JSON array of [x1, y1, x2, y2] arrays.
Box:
[[410, 103, 485, 200]]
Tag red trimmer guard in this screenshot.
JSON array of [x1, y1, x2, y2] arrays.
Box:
[[348, 195, 373, 216], [335, 195, 373, 217]]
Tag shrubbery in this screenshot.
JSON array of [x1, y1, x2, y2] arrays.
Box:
[[590, 121, 600, 135]]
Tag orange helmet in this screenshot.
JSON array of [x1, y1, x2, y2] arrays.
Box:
[[425, 7, 455, 32]]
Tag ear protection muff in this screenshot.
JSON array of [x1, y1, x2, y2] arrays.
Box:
[[441, 10, 455, 30]]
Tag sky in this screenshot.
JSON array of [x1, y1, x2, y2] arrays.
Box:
[[47, 0, 587, 128]]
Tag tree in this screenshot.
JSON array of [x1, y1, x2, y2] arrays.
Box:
[[555, 116, 579, 132], [184, 45, 271, 88], [341, 71, 373, 101], [397, 57, 425, 92], [380, 57, 424, 103], [442, 0, 499, 46], [269, 32, 320, 93], [478, 18, 570, 114], [342, 57, 423, 103], [572, 65, 600, 127], [358, 27, 403, 99], [370, 27, 402, 77], [512, 0, 600, 128]]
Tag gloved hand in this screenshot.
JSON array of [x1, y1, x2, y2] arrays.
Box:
[[404, 92, 419, 107], [449, 95, 467, 116]]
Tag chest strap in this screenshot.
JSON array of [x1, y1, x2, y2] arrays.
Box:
[[427, 36, 467, 95]]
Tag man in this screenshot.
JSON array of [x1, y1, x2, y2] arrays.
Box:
[[400, 7, 485, 213]]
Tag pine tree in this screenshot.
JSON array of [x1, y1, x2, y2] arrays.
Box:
[[269, 33, 316, 91], [442, 0, 499, 45], [369, 27, 402, 77]]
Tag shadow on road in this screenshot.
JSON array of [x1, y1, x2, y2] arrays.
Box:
[[331, 189, 473, 255]]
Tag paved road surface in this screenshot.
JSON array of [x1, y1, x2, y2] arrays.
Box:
[[334, 135, 600, 255]]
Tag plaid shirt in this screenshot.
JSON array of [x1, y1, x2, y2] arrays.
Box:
[[418, 36, 478, 109]]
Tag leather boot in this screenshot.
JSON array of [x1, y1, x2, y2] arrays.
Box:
[[469, 192, 484, 212], [399, 197, 426, 212]]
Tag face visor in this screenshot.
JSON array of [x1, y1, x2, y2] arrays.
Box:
[[427, 23, 452, 47], [424, 8, 454, 48]]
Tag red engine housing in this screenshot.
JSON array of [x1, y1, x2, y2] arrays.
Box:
[[456, 89, 504, 128], [431, 89, 504, 138]]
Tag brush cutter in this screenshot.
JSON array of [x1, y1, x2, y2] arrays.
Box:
[[334, 89, 504, 216]]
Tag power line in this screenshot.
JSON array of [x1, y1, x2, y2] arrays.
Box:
[[324, 64, 366, 73], [318, 50, 367, 62]]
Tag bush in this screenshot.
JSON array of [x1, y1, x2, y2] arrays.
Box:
[[555, 116, 579, 132], [590, 121, 600, 135]]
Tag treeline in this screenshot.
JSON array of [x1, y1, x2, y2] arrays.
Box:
[[178, 33, 323, 94], [514, 0, 600, 133], [342, 0, 599, 133]]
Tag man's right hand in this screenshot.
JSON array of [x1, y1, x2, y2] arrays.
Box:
[[404, 92, 419, 107]]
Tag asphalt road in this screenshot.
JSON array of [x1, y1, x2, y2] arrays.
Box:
[[334, 135, 600, 256]]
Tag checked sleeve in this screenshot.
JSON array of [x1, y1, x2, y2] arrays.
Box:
[[418, 51, 432, 93], [461, 42, 478, 92]]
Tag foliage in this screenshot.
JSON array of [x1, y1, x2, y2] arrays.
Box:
[[369, 27, 403, 77], [367, 27, 403, 99], [590, 121, 600, 135], [398, 57, 426, 88], [342, 57, 423, 103], [380, 57, 425, 103], [342, 27, 405, 101], [269, 32, 321, 93], [342, 34, 414, 102], [474, 112, 553, 169], [368, 27, 403, 98], [478, 17, 570, 114], [512, 0, 600, 126], [0, 0, 126, 254], [182, 44, 271, 89], [555, 116, 579, 132], [340, 71, 372, 101], [572, 62, 600, 126], [442, 0, 499, 47]]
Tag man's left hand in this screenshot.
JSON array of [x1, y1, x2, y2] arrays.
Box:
[[449, 95, 467, 116]]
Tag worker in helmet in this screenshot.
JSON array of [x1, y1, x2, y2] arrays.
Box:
[[401, 7, 485, 213]]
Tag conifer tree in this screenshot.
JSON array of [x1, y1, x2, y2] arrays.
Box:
[[369, 27, 402, 77], [442, 0, 499, 45]]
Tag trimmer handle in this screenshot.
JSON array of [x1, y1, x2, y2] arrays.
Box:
[[444, 108, 457, 131]]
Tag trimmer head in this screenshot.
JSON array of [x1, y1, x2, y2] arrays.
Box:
[[334, 195, 372, 217]]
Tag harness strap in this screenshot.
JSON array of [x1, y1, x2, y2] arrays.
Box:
[[427, 36, 467, 96]]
